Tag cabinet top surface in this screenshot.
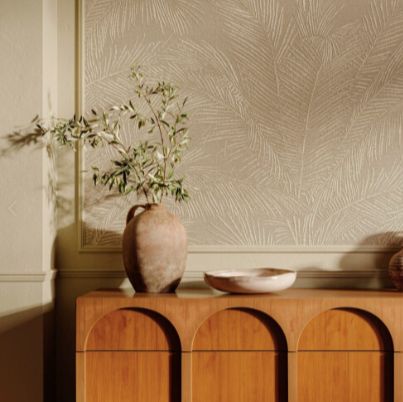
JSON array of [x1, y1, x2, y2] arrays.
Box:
[[78, 287, 402, 301]]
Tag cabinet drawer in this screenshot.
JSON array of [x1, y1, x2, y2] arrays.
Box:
[[297, 351, 391, 402], [192, 351, 282, 402], [85, 351, 180, 402]]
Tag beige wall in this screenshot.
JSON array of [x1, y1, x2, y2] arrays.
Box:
[[1, 1, 401, 401], [0, 0, 57, 401]]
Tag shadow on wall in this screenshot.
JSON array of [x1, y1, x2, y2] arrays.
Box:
[[0, 305, 54, 402], [339, 232, 403, 270], [55, 224, 126, 402], [302, 232, 403, 289], [0, 132, 57, 402], [0, 127, 75, 230]]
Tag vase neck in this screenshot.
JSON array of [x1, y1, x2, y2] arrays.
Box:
[[126, 203, 165, 224], [146, 203, 165, 211]]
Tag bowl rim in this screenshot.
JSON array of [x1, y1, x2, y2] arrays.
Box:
[[204, 267, 296, 281]]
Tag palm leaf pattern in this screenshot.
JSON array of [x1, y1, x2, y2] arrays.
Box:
[[82, 0, 403, 248]]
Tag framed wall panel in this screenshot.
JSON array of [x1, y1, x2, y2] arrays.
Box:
[[77, 0, 403, 253]]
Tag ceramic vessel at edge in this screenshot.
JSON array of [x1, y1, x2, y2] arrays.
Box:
[[122, 203, 187, 293], [389, 248, 403, 291]]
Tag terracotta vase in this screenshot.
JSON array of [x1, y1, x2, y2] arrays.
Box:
[[122, 203, 187, 293], [388, 248, 403, 291]]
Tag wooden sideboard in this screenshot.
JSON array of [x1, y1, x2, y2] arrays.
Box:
[[76, 289, 403, 402]]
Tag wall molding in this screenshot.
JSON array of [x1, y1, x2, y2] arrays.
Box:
[[0, 270, 57, 283], [57, 268, 389, 280], [78, 244, 401, 254], [189, 245, 400, 254]]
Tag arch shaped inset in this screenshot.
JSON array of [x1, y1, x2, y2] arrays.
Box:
[[192, 308, 288, 402], [192, 307, 287, 351], [298, 307, 393, 351], [297, 308, 394, 402], [85, 307, 181, 351]]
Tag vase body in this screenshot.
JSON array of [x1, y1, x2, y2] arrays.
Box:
[[122, 203, 187, 293], [388, 248, 403, 291]]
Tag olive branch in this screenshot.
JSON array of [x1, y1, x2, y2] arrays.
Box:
[[33, 66, 190, 204]]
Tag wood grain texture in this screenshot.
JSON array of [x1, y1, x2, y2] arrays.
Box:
[[85, 351, 180, 402], [76, 289, 403, 402], [298, 308, 391, 351], [193, 308, 283, 351], [287, 352, 297, 402], [192, 309, 287, 401], [297, 352, 392, 402], [76, 289, 403, 352], [86, 308, 180, 351], [192, 351, 284, 402], [396, 353, 403, 401], [181, 353, 192, 402], [76, 353, 85, 402]]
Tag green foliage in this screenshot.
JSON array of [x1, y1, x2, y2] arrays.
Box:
[[37, 66, 190, 203]]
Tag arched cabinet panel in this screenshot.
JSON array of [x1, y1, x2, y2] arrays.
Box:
[[297, 308, 393, 402], [192, 308, 287, 402], [83, 308, 181, 402], [86, 308, 180, 351]]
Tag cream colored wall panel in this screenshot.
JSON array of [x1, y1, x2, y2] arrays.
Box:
[[0, 1, 58, 401], [0, 0, 44, 273], [78, 0, 403, 250], [0, 0, 58, 274]]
